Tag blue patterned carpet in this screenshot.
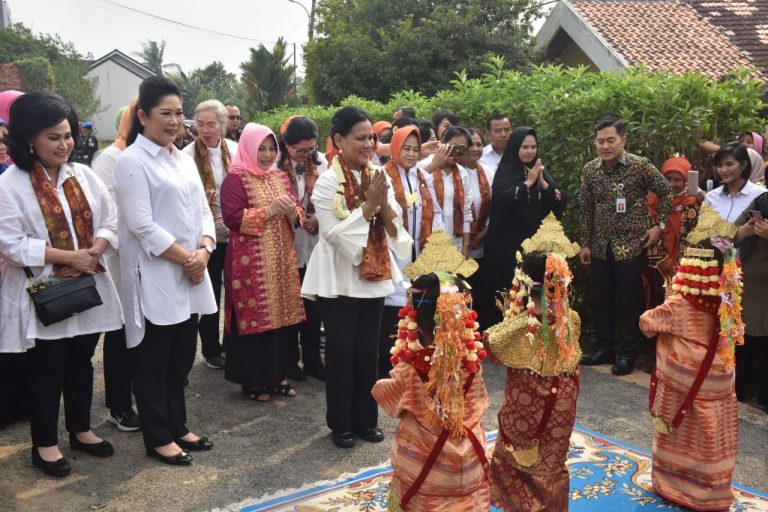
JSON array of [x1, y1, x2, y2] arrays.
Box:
[[241, 425, 768, 511]]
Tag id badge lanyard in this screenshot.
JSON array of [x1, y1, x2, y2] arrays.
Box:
[[615, 183, 627, 213]]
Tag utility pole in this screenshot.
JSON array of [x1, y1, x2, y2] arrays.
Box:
[[308, 0, 316, 41], [293, 42, 298, 94]]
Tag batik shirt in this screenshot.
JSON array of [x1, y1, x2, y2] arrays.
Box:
[[579, 152, 672, 261]]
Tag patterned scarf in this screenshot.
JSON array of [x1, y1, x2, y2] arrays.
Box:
[[29, 163, 104, 276], [383, 161, 434, 252], [338, 155, 391, 281], [280, 155, 318, 214], [433, 164, 466, 237], [193, 137, 231, 240], [470, 162, 491, 235]]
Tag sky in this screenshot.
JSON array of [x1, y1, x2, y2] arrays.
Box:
[[9, 0, 314, 75]]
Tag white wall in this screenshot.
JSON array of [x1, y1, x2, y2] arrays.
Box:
[[86, 60, 144, 142]]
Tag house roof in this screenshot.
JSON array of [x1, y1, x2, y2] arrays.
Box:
[[537, 0, 765, 79], [89, 49, 155, 79]]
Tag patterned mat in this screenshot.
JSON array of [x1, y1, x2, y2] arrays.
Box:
[[238, 425, 768, 511]]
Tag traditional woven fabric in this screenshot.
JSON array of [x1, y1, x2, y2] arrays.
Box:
[[640, 294, 739, 511], [371, 363, 490, 512], [470, 161, 491, 236], [224, 168, 305, 335], [432, 164, 466, 237]]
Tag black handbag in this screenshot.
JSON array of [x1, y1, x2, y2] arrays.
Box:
[[24, 268, 103, 326]]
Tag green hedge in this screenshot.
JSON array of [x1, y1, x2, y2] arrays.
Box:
[[14, 56, 55, 91], [254, 62, 765, 317]]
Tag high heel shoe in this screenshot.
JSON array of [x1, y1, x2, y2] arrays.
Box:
[[69, 433, 114, 458], [174, 436, 213, 451], [32, 447, 71, 477], [145, 447, 193, 466]]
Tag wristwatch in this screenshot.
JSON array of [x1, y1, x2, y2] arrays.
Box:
[[658, 222, 666, 230], [201, 243, 214, 254]]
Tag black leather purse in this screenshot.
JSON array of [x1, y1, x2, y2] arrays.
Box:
[[24, 268, 103, 326]]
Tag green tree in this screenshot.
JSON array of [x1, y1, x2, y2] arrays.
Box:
[[304, 0, 540, 105], [240, 37, 296, 112], [168, 61, 246, 118], [0, 23, 101, 119], [132, 39, 180, 76]]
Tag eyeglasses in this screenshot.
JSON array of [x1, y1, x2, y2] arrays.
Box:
[[228, 115, 241, 121], [292, 145, 317, 156]]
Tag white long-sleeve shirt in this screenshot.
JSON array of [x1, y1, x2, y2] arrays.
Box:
[[0, 163, 122, 352], [288, 153, 328, 268], [462, 163, 496, 260], [301, 166, 413, 300], [436, 166, 473, 253], [384, 165, 444, 307], [113, 134, 216, 348], [478, 144, 503, 174]]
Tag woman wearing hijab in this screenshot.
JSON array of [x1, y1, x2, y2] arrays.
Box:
[[90, 98, 142, 433], [483, 127, 564, 328], [220, 123, 306, 402], [378, 125, 443, 378]]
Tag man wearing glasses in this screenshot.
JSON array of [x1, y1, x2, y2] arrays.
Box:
[[225, 105, 243, 142]]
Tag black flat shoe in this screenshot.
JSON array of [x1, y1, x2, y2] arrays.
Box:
[[580, 349, 615, 366], [174, 436, 213, 451], [355, 427, 384, 443], [32, 447, 71, 477], [146, 447, 193, 465], [304, 364, 326, 382], [611, 356, 635, 376], [69, 434, 114, 458], [285, 365, 307, 381], [331, 431, 355, 448]]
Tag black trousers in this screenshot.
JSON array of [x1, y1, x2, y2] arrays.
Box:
[[736, 335, 768, 406], [0, 352, 29, 425], [377, 305, 400, 379], [103, 327, 133, 412], [318, 296, 383, 433], [26, 333, 100, 447], [283, 267, 323, 369], [198, 241, 227, 360], [591, 247, 646, 360], [131, 315, 197, 448], [467, 257, 495, 331]]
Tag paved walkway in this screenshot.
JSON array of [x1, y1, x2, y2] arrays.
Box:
[[0, 341, 765, 512]]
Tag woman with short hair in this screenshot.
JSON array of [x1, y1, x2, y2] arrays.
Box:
[[0, 92, 122, 476], [705, 142, 766, 223]]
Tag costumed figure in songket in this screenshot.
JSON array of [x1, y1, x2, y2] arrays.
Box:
[[486, 213, 583, 512], [639, 204, 742, 512], [372, 231, 491, 512], [643, 155, 701, 308]]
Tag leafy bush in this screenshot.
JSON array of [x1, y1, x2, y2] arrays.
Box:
[[15, 56, 55, 91], [254, 62, 765, 318]]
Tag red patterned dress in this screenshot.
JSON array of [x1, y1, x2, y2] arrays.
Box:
[[220, 168, 306, 388]]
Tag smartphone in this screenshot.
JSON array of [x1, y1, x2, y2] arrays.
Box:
[[749, 210, 764, 222], [687, 170, 699, 196], [449, 144, 467, 157]]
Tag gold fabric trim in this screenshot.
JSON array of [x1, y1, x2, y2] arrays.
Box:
[[686, 203, 737, 244], [404, 229, 478, 280], [486, 310, 582, 377], [521, 213, 580, 258]]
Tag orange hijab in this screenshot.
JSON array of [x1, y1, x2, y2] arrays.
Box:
[[648, 157, 698, 264], [373, 120, 392, 137]]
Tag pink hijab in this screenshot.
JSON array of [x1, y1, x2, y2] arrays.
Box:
[[0, 90, 24, 123], [230, 123, 278, 176], [751, 131, 764, 157]]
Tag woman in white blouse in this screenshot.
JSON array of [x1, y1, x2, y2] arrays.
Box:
[[301, 106, 412, 448], [182, 99, 238, 370], [423, 126, 473, 257], [0, 92, 122, 477], [705, 142, 766, 223], [113, 76, 217, 466]]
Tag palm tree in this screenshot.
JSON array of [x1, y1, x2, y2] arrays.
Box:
[[240, 37, 296, 111], [133, 39, 180, 76]]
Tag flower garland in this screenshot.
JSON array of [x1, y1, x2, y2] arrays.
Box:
[[717, 251, 744, 369], [545, 253, 576, 368], [671, 257, 721, 297], [331, 155, 377, 219], [504, 252, 540, 342]]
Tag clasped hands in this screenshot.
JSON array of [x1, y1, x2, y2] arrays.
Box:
[[269, 194, 297, 222], [362, 170, 389, 222]]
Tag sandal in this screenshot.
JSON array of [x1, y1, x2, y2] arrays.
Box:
[[243, 386, 271, 402], [273, 381, 297, 397]]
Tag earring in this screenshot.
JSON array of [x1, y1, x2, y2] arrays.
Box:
[[29, 146, 34, 154]]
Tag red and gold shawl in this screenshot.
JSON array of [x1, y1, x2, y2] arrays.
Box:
[[193, 137, 232, 240], [29, 163, 104, 276], [433, 164, 465, 237], [280, 155, 318, 214], [470, 162, 491, 235], [337, 155, 392, 281]]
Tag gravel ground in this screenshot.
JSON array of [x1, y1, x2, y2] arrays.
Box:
[[0, 338, 765, 512]]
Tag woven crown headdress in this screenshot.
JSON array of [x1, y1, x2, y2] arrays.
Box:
[[404, 230, 478, 281]]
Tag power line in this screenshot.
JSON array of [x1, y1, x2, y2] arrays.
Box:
[[95, 0, 285, 45]]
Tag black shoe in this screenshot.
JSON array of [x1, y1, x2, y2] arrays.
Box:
[[146, 447, 193, 465], [205, 355, 226, 369], [580, 349, 615, 366], [611, 357, 635, 376], [304, 364, 326, 382], [174, 436, 214, 451], [331, 431, 355, 448], [69, 434, 114, 458], [355, 427, 384, 443], [285, 365, 307, 381], [32, 447, 71, 477], [108, 408, 141, 432]]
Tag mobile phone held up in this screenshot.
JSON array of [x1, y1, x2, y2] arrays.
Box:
[[749, 210, 764, 222], [449, 144, 467, 157], [687, 170, 699, 196]]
